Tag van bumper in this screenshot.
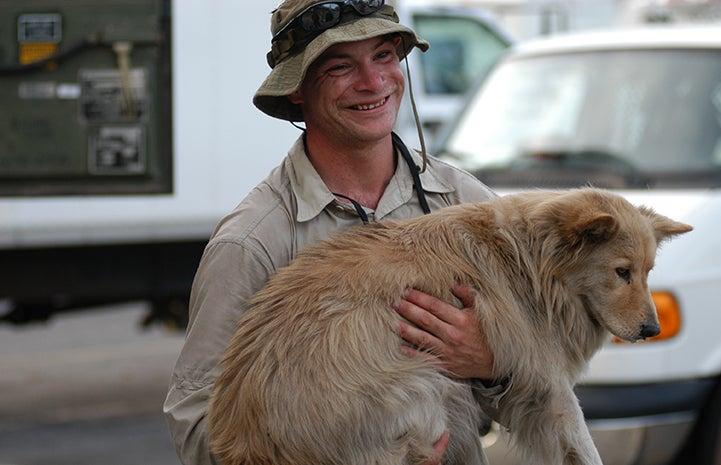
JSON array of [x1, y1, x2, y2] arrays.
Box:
[[483, 379, 715, 465]]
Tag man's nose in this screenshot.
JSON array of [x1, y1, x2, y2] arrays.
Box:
[[354, 63, 385, 92]]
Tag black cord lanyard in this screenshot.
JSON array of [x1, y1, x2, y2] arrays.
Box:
[[333, 192, 371, 224], [332, 132, 431, 224], [392, 132, 431, 216]]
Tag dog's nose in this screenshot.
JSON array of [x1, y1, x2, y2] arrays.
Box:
[[640, 322, 660, 339]]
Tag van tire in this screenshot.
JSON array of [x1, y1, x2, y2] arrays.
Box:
[[673, 378, 721, 465]]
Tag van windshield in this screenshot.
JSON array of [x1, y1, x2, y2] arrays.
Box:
[[442, 49, 721, 188]]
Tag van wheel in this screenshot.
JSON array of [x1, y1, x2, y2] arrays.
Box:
[[700, 380, 721, 465], [673, 379, 721, 465]]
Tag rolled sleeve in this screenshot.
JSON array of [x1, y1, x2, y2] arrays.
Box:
[[163, 383, 217, 465], [163, 240, 275, 465]]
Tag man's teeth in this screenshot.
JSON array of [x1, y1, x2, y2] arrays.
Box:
[[354, 97, 387, 111]]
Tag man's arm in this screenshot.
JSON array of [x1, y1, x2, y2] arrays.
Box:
[[163, 240, 275, 465]]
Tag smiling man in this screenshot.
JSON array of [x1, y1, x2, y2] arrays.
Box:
[[164, 1, 504, 465]]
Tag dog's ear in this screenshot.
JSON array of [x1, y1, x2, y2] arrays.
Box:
[[564, 212, 618, 245], [542, 190, 619, 245], [639, 206, 693, 243]]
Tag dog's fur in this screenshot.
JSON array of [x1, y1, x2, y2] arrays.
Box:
[[208, 189, 692, 465]]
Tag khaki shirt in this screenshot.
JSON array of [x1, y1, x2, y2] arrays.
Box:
[[164, 136, 500, 465]]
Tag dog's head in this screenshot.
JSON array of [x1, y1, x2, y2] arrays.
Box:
[[537, 189, 693, 342]]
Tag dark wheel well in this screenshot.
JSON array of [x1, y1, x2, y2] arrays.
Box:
[[672, 375, 721, 465]]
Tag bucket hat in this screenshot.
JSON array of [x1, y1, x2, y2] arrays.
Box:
[[254, 0, 429, 122]]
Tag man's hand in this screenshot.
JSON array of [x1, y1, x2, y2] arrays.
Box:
[[420, 431, 450, 465], [394, 284, 494, 380]]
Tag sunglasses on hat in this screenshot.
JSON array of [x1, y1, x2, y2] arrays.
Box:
[[274, 0, 385, 40], [268, 0, 393, 68]]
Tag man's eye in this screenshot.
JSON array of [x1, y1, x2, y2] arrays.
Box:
[[615, 267, 632, 283], [326, 64, 349, 74]]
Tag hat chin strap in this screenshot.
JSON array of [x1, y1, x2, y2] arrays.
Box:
[[290, 121, 306, 131], [400, 34, 428, 173]]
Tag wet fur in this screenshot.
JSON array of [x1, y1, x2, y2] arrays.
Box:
[[209, 189, 691, 465]]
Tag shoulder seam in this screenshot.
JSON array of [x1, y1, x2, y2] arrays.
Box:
[[208, 179, 291, 248], [428, 154, 483, 184], [204, 234, 276, 278], [428, 154, 498, 199]]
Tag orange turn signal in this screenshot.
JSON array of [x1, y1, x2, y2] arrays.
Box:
[[613, 291, 682, 344], [650, 291, 682, 341]]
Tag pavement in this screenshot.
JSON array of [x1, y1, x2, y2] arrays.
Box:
[[0, 303, 186, 465]]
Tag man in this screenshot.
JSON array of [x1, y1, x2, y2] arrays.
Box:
[[164, 1, 505, 464]]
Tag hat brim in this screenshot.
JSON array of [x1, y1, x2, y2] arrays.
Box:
[[254, 17, 429, 122]]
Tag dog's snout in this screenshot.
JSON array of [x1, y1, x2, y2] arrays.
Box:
[[640, 322, 660, 339]]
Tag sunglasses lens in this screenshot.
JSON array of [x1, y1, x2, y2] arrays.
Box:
[[300, 3, 342, 32], [350, 0, 384, 15]]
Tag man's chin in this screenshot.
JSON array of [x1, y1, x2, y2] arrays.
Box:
[[346, 115, 396, 136], [347, 125, 396, 144]]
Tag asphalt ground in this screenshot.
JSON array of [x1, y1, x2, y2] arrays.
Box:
[[0, 303, 185, 465]]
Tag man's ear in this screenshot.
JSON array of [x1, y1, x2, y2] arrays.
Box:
[[639, 206, 693, 243], [288, 90, 303, 105], [391, 34, 403, 56]]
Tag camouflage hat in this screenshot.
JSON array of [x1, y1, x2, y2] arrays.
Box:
[[254, 0, 429, 122]]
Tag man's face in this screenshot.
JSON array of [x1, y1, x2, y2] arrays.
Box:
[[290, 36, 405, 146]]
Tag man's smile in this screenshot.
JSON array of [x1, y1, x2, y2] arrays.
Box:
[[350, 96, 389, 112]]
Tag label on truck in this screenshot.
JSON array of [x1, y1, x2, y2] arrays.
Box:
[[79, 69, 149, 123], [17, 14, 61, 64], [88, 126, 146, 175]]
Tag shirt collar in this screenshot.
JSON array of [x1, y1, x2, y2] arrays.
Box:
[[287, 136, 455, 223], [287, 137, 337, 223], [373, 143, 454, 219]]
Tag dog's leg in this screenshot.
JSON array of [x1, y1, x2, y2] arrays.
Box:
[[442, 383, 485, 465], [505, 383, 602, 465], [552, 384, 603, 465]]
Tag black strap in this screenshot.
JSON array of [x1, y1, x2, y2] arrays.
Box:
[[332, 192, 370, 224], [392, 132, 431, 215]]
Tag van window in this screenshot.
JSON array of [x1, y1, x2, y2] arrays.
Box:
[[413, 15, 509, 96], [443, 49, 721, 188]]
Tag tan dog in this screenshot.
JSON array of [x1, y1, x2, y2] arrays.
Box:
[[208, 189, 691, 465]]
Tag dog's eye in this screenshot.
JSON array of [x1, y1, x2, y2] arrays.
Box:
[[615, 267, 631, 283]]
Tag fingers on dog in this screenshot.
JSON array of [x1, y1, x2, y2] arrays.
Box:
[[394, 294, 448, 335], [395, 318, 443, 352], [402, 288, 463, 326]]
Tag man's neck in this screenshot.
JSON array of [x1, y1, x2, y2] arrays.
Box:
[[304, 131, 396, 210]]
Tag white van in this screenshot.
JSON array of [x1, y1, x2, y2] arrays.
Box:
[[438, 26, 721, 465], [0, 0, 510, 325]]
